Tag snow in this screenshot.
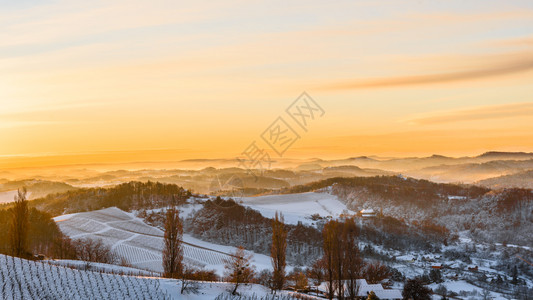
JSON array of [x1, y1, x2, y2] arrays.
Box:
[[45, 259, 157, 276], [240, 192, 352, 225], [55, 207, 275, 276], [428, 280, 508, 300], [0, 254, 168, 299], [495, 242, 531, 250], [396, 255, 416, 262], [0, 190, 18, 204], [317, 279, 402, 299], [139, 203, 203, 220], [0, 253, 296, 300], [159, 280, 279, 300], [53, 212, 78, 222], [0, 190, 31, 204], [447, 195, 467, 200]]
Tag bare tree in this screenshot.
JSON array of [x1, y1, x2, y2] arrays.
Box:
[[363, 262, 390, 284], [333, 221, 344, 300], [271, 211, 287, 291], [481, 289, 491, 300], [224, 246, 255, 295], [163, 206, 183, 279], [402, 277, 431, 300], [308, 258, 326, 297], [322, 218, 366, 300], [10, 188, 29, 257], [322, 220, 339, 300], [72, 238, 117, 264], [180, 266, 200, 294], [343, 218, 362, 300]]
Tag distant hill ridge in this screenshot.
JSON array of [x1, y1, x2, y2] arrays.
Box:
[[477, 151, 533, 159]]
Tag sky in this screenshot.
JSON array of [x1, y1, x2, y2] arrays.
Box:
[[1, 0, 533, 168]]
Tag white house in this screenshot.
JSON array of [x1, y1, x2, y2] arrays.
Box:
[[360, 208, 377, 218], [356, 279, 402, 299], [318, 279, 402, 300]]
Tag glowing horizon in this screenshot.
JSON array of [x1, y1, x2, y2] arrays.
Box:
[[1, 0, 533, 168]]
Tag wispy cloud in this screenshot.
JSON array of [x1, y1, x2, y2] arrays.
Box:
[[319, 53, 533, 90], [407, 102, 533, 125]]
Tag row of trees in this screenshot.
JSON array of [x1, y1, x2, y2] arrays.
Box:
[[321, 218, 363, 299], [248, 214, 391, 299]]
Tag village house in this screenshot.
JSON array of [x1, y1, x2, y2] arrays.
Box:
[[360, 208, 377, 218]]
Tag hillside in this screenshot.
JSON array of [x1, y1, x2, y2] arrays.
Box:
[[55, 207, 273, 275], [0, 253, 296, 300], [476, 170, 533, 189], [30, 181, 190, 216], [290, 176, 533, 247], [405, 159, 533, 183], [0, 180, 76, 201]]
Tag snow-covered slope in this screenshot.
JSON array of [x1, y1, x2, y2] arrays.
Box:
[[0, 254, 301, 300], [55, 207, 273, 275], [0, 254, 168, 299], [240, 192, 351, 225]]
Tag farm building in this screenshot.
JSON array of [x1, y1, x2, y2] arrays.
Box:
[[431, 263, 443, 269], [360, 208, 377, 218]]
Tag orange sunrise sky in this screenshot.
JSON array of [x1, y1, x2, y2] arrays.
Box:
[[1, 0, 533, 168]]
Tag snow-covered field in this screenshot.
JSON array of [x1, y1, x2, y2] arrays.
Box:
[[55, 207, 273, 275], [240, 192, 351, 225]]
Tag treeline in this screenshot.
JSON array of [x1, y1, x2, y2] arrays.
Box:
[[29, 181, 191, 216], [359, 216, 448, 252], [284, 176, 489, 208], [0, 206, 72, 258], [186, 197, 322, 266], [0, 189, 123, 264], [494, 188, 533, 213]]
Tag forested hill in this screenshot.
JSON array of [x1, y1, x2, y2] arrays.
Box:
[[283, 175, 489, 208], [0, 179, 77, 199], [27, 181, 191, 216], [184, 197, 447, 266], [285, 176, 533, 247]]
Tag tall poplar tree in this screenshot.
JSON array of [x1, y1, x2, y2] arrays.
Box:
[[10, 188, 29, 257], [162, 206, 183, 279], [271, 211, 287, 291]]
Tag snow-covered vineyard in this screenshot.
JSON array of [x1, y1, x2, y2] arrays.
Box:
[[55, 207, 230, 272], [0, 254, 307, 300], [0, 254, 169, 299], [55, 207, 273, 275]]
